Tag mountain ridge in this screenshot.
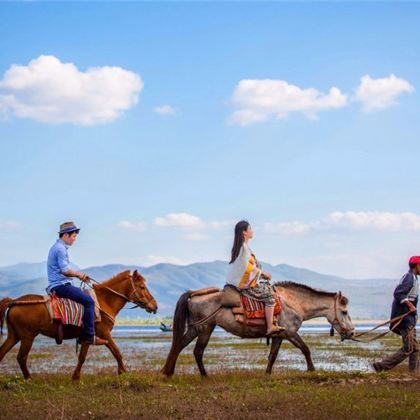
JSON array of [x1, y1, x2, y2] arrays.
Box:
[[0, 261, 397, 318]]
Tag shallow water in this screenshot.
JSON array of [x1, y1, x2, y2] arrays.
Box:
[[0, 324, 405, 376]]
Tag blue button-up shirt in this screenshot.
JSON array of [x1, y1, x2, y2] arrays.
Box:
[[47, 239, 73, 291]]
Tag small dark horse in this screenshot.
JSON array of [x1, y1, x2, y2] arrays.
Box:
[[162, 281, 355, 377], [0, 270, 157, 380]]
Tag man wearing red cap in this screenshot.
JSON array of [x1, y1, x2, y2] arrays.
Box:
[[373, 256, 420, 373]]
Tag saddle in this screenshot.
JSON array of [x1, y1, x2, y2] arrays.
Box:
[[44, 289, 102, 345], [222, 285, 282, 327]]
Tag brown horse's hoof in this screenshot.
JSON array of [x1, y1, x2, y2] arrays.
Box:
[[72, 374, 80, 381]]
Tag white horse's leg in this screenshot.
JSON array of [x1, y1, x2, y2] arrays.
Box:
[[193, 325, 215, 377], [287, 332, 315, 371], [266, 337, 283, 374], [161, 327, 198, 376]]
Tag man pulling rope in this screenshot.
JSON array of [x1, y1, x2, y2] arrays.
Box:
[[372, 256, 420, 373]]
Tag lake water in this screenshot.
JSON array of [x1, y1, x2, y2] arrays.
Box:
[[0, 321, 407, 376], [111, 322, 394, 336]]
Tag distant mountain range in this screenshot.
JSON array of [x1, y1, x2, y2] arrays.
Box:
[[0, 261, 398, 319]]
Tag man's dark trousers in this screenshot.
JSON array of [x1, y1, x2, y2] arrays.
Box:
[[52, 284, 95, 339], [376, 326, 419, 372]]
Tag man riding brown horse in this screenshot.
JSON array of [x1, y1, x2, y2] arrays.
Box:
[[47, 221, 107, 345]]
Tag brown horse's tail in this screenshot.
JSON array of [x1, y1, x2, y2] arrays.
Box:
[[161, 290, 192, 376], [0, 298, 13, 335]]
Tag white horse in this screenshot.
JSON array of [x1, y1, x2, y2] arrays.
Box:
[[162, 281, 355, 376]]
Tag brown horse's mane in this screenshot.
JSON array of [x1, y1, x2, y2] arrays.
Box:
[[94, 270, 131, 289], [273, 281, 337, 297]]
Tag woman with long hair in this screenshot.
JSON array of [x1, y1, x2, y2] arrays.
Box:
[[226, 220, 284, 336]]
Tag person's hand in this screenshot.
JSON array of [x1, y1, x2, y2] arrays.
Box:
[[261, 272, 272, 281], [406, 301, 417, 314], [78, 272, 89, 282]]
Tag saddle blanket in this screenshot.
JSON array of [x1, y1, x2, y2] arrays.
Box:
[[51, 294, 84, 327], [45, 289, 101, 327], [240, 294, 282, 320]]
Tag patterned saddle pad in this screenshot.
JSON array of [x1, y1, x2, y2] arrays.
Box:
[[45, 289, 101, 327], [50, 294, 84, 327], [240, 294, 282, 320]]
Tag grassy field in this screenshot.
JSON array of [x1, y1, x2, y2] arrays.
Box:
[[1, 370, 420, 419], [1, 332, 419, 418]]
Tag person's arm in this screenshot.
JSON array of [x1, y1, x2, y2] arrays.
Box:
[[244, 262, 261, 288], [63, 268, 88, 281], [56, 247, 87, 281], [261, 272, 272, 280], [394, 273, 416, 313]]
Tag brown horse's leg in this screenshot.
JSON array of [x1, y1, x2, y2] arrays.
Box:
[[0, 332, 19, 362], [193, 325, 215, 377], [266, 337, 283, 374], [72, 343, 90, 381], [287, 332, 315, 371], [16, 336, 35, 380], [105, 336, 127, 374], [161, 328, 198, 377]]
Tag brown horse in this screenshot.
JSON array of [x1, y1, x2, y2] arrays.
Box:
[[0, 270, 157, 380]]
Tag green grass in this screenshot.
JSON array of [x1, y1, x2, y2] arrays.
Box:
[[0, 370, 419, 419], [0, 332, 414, 418]]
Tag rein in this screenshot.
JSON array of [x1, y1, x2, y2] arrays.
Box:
[[188, 306, 223, 328], [349, 312, 411, 343], [84, 275, 148, 323], [87, 275, 146, 307]]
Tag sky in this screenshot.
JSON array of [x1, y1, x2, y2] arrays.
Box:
[[0, 2, 419, 279]]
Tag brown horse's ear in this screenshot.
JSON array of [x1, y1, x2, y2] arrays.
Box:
[[133, 269, 138, 277], [338, 291, 342, 299]]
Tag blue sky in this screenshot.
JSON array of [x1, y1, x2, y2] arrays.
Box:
[[0, 2, 419, 278]]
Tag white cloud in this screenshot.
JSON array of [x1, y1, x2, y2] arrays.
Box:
[[184, 233, 209, 241], [117, 220, 147, 232], [354, 74, 414, 112], [265, 211, 420, 236], [119, 213, 232, 235], [154, 213, 203, 228], [0, 220, 22, 230], [326, 211, 420, 231], [264, 221, 312, 235], [0, 55, 143, 125], [229, 79, 347, 125], [153, 105, 176, 115]]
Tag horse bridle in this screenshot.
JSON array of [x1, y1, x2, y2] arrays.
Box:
[[87, 274, 148, 309]]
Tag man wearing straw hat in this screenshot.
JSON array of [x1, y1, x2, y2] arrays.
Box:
[[47, 221, 108, 346], [373, 256, 420, 373]]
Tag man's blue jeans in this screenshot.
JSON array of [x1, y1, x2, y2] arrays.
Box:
[[51, 284, 95, 339]]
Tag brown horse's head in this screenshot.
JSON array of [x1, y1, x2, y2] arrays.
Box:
[[130, 270, 158, 314]]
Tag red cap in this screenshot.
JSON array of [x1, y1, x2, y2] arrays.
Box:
[[409, 256, 420, 265]]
